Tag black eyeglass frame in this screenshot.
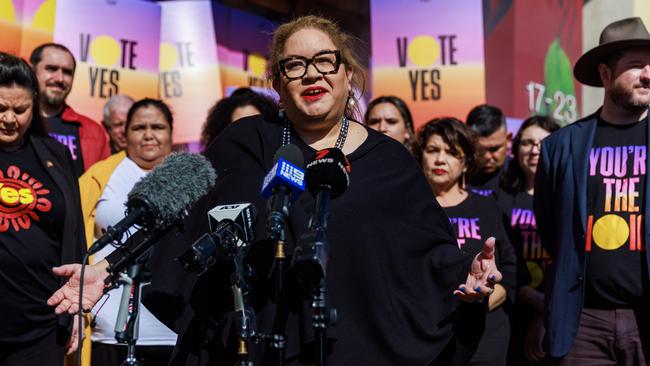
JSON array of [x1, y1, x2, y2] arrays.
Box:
[[278, 50, 342, 80]]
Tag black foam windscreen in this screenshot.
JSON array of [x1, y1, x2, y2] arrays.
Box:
[[273, 143, 305, 169], [127, 152, 217, 229], [305, 148, 350, 198]]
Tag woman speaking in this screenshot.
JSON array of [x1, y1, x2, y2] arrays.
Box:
[[49, 16, 501, 365]]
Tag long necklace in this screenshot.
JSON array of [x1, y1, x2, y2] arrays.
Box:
[[282, 113, 349, 150]]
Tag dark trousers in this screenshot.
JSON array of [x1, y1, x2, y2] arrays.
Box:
[[91, 342, 173, 366], [0, 327, 64, 366], [553, 308, 650, 366]]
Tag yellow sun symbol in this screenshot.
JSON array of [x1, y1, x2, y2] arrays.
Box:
[[0, 0, 17, 23], [89, 35, 121, 67], [159, 42, 179, 71], [407, 35, 440, 67], [0, 165, 51, 232], [592, 214, 629, 250], [32, 0, 56, 32]]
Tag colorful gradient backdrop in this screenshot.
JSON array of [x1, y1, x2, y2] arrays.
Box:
[[370, 0, 486, 129], [53, 0, 160, 123], [160, 1, 222, 144]]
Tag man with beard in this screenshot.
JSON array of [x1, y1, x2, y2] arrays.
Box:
[[30, 43, 110, 177], [534, 17, 650, 365]]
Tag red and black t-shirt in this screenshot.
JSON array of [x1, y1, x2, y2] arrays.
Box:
[[584, 117, 649, 309], [47, 113, 85, 177], [0, 141, 66, 341]]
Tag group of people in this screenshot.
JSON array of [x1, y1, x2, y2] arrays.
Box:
[[0, 13, 648, 366]]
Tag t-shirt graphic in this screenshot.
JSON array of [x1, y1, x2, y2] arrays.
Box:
[[449, 216, 481, 249], [585, 118, 648, 308], [0, 165, 52, 232], [509, 193, 550, 289], [47, 114, 85, 177]]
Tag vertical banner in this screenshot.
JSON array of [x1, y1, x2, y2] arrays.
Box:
[[484, 1, 582, 124], [52, 0, 160, 123], [160, 1, 222, 144], [370, 0, 486, 129], [213, 3, 276, 95], [0, 0, 24, 56], [18, 0, 55, 59]]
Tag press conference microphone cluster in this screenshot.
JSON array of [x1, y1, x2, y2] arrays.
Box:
[[261, 144, 306, 241], [178, 203, 257, 274], [88, 152, 217, 256], [292, 148, 350, 288]]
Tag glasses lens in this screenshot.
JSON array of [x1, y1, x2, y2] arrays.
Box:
[[313, 53, 338, 73], [283, 58, 307, 78]]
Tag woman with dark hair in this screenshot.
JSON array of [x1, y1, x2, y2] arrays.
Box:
[[49, 16, 502, 366], [496, 115, 560, 365], [78, 98, 177, 366], [0, 52, 85, 364], [200, 87, 279, 150], [417, 117, 516, 366], [365, 95, 416, 154]]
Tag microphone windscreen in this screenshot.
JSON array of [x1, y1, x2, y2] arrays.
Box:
[[273, 144, 305, 169], [127, 152, 217, 229], [305, 148, 350, 198]]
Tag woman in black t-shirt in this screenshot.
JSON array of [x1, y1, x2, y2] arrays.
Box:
[[416, 117, 517, 366], [496, 115, 559, 365], [0, 53, 85, 365]]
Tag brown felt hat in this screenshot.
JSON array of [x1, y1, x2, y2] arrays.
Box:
[[574, 17, 650, 87]]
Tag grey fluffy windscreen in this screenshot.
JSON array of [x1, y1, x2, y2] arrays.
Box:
[[127, 152, 217, 229]]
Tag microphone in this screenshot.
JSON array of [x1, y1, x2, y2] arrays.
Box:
[[293, 148, 350, 287], [260, 144, 305, 241], [177, 203, 257, 274], [88, 152, 217, 255]]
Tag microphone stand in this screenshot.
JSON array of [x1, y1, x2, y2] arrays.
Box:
[[114, 260, 150, 366], [293, 190, 334, 366], [232, 248, 256, 366], [266, 186, 291, 366]]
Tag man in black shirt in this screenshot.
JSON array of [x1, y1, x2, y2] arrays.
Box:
[[534, 17, 650, 365], [467, 104, 511, 196]]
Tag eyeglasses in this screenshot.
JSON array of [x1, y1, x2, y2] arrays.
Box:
[[519, 139, 543, 150], [278, 50, 342, 80]]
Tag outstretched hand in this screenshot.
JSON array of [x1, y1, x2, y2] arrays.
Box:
[[454, 237, 502, 302], [47, 260, 110, 315]]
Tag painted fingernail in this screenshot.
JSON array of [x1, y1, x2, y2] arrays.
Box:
[[459, 286, 467, 293], [474, 287, 481, 292], [488, 274, 496, 281]]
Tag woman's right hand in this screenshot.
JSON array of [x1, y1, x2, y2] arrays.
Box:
[[47, 259, 110, 314]]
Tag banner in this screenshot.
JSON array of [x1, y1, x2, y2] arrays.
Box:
[[370, 0, 486, 129], [18, 0, 56, 59], [213, 3, 276, 95], [0, 0, 24, 56], [160, 1, 222, 144], [484, 0, 582, 124], [53, 0, 160, 123]]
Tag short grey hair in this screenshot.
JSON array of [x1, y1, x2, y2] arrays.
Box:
[[102, 94, 135, 127]]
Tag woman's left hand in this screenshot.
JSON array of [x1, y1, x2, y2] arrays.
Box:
[[454, 237, 502, 302]]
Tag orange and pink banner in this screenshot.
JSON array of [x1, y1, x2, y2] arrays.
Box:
[[370, 0, 486, 130], [53, 0, 160, 124], [160, 0, 222, 144]]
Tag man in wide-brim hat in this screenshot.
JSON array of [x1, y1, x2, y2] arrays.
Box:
[[534, 16, 650, 365]]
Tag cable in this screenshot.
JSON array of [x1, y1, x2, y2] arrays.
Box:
[[76, 252, 90, 366]]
